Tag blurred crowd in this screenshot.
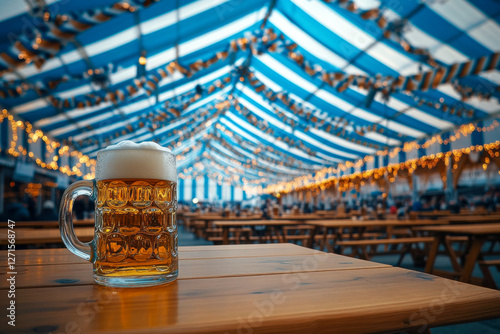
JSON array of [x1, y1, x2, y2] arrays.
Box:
[[261, 190, 500, 219], [4, 188, 500, 222], [2, 196, 94, 222]]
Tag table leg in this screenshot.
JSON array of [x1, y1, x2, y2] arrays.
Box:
[[235, 229, 241, 244], [459, 237, 485, 283], [334, 227, 345, 254], [357, 226, 367, 240], [277, 226, 285, 243], [311, 226, 320, 249], [386, 226, 393, 252], [443, 236, 462, 274], [425, 235, 444, 274], [222, 227, 229, 245], [322, 227, 333, 253]]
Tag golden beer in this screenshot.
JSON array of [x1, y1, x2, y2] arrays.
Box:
[[94, 178, 177, 278], [59, 140, 178, 287]]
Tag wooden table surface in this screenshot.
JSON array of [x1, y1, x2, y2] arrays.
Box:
[[272, 214, 324, 220], [212, 220, 302, 244], [191, 215, 264, 222], [0, 219, 94, 228], [180, 212, 222, 217], [1, 244, 500, 333], [438, 216, 500, 223], [212, 220, 301, 227], [0, 227, 94, 245], [414, 223, 500, 235], [416, 211, 492, 217], [314, 210, 336, 215], [414, 224, 500, 283], [305, 219, 449, 228], [273, 214, 345, 220], [182, 213, 262, 220]]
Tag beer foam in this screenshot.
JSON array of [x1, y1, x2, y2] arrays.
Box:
[[96, 140, 176, 181]]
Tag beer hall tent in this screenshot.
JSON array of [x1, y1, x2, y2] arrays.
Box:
[[1, 0, 500, 200]]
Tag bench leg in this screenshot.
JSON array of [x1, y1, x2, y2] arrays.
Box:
[[222, 227, 229, 245], [479, 262, 498, 289], [460, 238, 485, 283], [444, 237, 462, 274], [425, 236, 443, 274], [337, 245, 344, 255], [397, 244, 410, 267], [487, 240, 497, 254], [351, 246, 358, 258], [360, 246, 370, 260]]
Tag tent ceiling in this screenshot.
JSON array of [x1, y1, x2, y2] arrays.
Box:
[[1, 0, 499, 186]]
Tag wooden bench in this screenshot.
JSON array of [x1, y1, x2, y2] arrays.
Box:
[[0, 227, 94, 246], [336, 237, 435, 265], [192, 220, 209, 238], [479, 259, 500, 289], [312, 232, 383, 252], [283, 225, 316, 248], [0, 219, 94, 228], [206, 227, 255, 244]]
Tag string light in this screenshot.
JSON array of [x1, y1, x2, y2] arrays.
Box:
[[0, 109, 96, 179], [258, 119, 500, 195]]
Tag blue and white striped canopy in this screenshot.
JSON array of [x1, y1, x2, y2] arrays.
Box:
[[1, 0, 499, 189]]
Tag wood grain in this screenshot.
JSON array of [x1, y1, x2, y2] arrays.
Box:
[[414, 223, 500, 235], [213, 220, 301, 227], [0, 219, 94, 228], [439, 216, 500, 223], [336, 237, 435, 246], [4, 267, 500, 334], [273, 214, 324, 220], [0, 244, 321, 267], [305, 219, 449, 228], [0, 252, 389, 289], [0, 227, 94, 245], [182, 214, 262, 220]]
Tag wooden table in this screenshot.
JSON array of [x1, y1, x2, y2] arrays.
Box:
[[181, 212, 222, 216], [182, 213, 261, 220], [415, 210, 451, 217], [182, 214, 262, 232], [0, 227, 94, 245], [0, 219, 94, 228], [415, 211, 492, 218], [438, 215, 500, 224], [1, 244, 500, 333], [213, 220, 300, 244], [273, 214, 324, 220], [315, 210, 335, 215], [306, 219, 448, 228], [273, 214, 347, 220], [192, 215, 263, 224], [189, 215, 264, 239], [305, 219, 449, 252], [414, 224, 500, 283]]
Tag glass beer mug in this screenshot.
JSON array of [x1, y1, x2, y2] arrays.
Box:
[[59, 141, 178, 287]]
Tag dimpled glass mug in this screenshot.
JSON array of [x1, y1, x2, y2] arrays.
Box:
[[59, 141, 178, 287]]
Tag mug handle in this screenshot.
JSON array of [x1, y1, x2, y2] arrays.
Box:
[[59, 180, 95, 261]]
